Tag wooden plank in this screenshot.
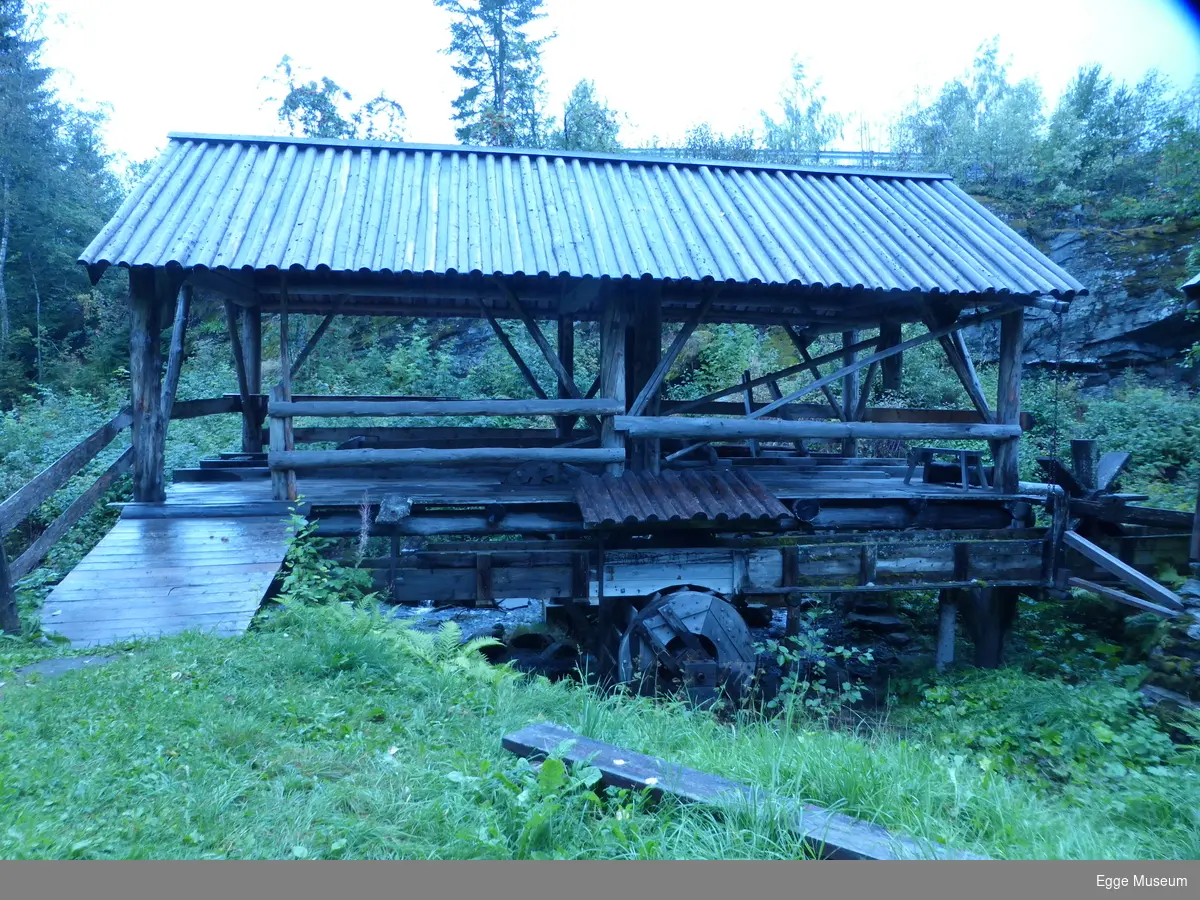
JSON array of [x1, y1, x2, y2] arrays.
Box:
[[160, 285, 192, 421], [118, 501, 304, 520], [1063, 530, 1183, 610], [10, 447, 134, 581], [622, 417, 1021, 442], [270, 398, 624, 418], [0, 408, 132, 535], [270, 447, 623, 470], [501, 722, 983, 860], [1095, 451, 1131, 494], [170, 396, 241, 419], [1068, 577, 1180, 617]]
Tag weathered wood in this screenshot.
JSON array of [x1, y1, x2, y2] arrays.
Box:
[[620, 417, 1022, 442], [935, 589, 957, 672], [765, 378, 806, 455], [555, 314, 575, 438], [628, 287, 714, 417], [741, 371, 760, 458], [783, 326, 844, 420], [170, 396, 242, 419], [290, 305, 342, 378], [224, 299, 253, 414], [269, 447, 625, 470], [10, 447, 134, 581], [993, 308, 1024, 494], [269, 398, 624, 418], [1095, 451, 1131, 494], [627, 285, 664, 473], [116, 500, 304, 520], [279, 286, 292, 398], [268, 385, 290, 501], [0, 542, 17, 634], [129, 268, 168, 503], [290, 425, 590, 447], [501, 722, 983, 860], [923, 307, 994, 424], [841, 331, 859, 456], [241, 306, 263, 452], [599, 288, 627, 476], [479, 299, 548, 400], [853, 360, 879, 422], [0, 407, 132, 535], [1069, 498, 1194, 530], [1068, 577, 1180, 617], [879, 320, 902, 392], [1063, 530, 1183, 610], [501, 285, 583, 402], [1192, 477, 1200, 565], [160, 285, 192, 421], [1071, 439, 1097, 492]]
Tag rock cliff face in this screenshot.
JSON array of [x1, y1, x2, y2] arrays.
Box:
[[970, 221, 1200, 387]]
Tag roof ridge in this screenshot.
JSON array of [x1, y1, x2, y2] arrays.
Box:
[[163, 131, 953, 181]]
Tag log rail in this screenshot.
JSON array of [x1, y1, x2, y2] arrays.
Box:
[[0, 395, 243, 632]]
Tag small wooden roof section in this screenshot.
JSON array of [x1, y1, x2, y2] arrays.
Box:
[[80, 132, 1086, 326]]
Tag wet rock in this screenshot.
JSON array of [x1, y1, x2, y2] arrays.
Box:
[[845, 612, 908, 633]]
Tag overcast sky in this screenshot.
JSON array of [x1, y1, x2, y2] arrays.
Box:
[[38, 0, 1200, 168]]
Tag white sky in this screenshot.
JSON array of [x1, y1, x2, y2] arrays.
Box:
[[38, 0, 1200, 169]]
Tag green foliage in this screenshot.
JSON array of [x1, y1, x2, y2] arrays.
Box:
[[910, 670, 1183, 799], [434, 0, 553, 147], [264, 55, 405, 140], [547, 79, 623, 152], [760, 59, 844, 158], [757, 606, 873, 718], [276, 509, 377, 608], [386, 619, 512, 687]]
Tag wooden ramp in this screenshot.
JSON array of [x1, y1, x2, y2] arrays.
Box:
[[41, 515, 292, 647]]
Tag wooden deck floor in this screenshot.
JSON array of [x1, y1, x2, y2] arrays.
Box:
[[41, 515, 292, 647]]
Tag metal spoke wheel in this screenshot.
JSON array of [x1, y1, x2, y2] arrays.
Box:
[[616, 589, 756, 706]]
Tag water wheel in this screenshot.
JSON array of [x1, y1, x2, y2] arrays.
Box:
[[616, 589, 756, 705]]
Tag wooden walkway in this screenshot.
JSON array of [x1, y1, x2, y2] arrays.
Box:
[[41, 515, 292, 647]]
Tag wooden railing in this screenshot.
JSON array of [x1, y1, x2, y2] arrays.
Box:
[[0, 395, 242, 632], [265, 395, 625, 499]]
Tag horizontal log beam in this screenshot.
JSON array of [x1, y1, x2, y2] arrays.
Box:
[[661, 400, 1035, 428], [1068, 577, 1180, 618], [1063, 530, 1184, 611], [170, 396, 243, 419], [615, 417, 1022, 442], [269, 398, 624, 418], [269, 447, 625, 470]]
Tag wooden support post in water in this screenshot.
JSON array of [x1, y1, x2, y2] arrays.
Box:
[[935, 589, 957, 672], [241, 306, 263, 453], [994, 308, 1024, 495], [879, 320, 902, 393], [599, 287, 627, 476], [129, 268, 168, 503]]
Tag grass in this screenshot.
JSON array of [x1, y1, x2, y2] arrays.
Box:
[[0, 601, 1197, 860]]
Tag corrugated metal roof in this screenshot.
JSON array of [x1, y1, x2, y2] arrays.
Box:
[[80, 132, 1085, 298], [573, 468, 792, 529]]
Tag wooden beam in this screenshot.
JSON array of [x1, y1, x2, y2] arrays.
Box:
[[783, 325, 845, 420], [879, 320, 902, 393], [599, 288, 627, 475], [1063, 530, 1183, 610], [224, 300, 254, 420], [994, 308, 1024, 494], [741, 371, 760, 458], [935, 589, 957, 672], [0, 408, 131, 535], [853, 360, 880, 422], [619, 417, 1022, 442], [160, 285, 191, 422], [269, 447, 624, 470], [765, 378, 806, 455], [279, 284, 292, 398], [268, 384, 294, 502], [478, 299, 548, 400], [500, 284, 582, 401], [501, 722, 984, 860], [1071, 439, 1097, 493], [241, 306, 263, 453], [923, 307, 993, 424], [556, 314, 575, 438], [10, 447, 134, 582], [1068, 577, 1180, 618], [628, 287, 716, 417], [129, 268, 168, 504], [627, 284, 664, 473], [841, 331, 859, 456], [290, 305, 343, 379], [270, 398, 624, 418], [0, 542, 17, 634]]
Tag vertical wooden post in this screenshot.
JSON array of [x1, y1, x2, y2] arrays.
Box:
[[599, 286, 627, 476], [276, 292, 296, 501], [1189, 475, 1200, 569], [0, 542, 18, 635], [841, 331, 858, 457], [242, 307, 263, 453], [879, 320, 902, 393], [935, 589, 957, 673], [1071, 439, 1097, 494], [994, 308, 1024, 494], [129, 268, 167, 503], [627, 284, 662, 473], [555, 314, 575, 440]]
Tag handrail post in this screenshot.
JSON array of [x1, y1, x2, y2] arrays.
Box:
[[0, 542, 18, 635], [268, 385, 296, 502]]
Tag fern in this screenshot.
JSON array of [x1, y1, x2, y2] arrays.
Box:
[[385, 620, 513, 686]]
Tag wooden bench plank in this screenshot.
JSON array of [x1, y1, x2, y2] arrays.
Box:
[[502, 722, 984, 860]]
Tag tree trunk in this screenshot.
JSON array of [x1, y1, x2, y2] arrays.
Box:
[[0, 175, 11, 346]]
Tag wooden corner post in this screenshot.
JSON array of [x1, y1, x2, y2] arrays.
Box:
[[599, 286, 627, 476], [627, 283, 662, 473], [242, 306, 263, 452], [129, 267, 170, 503], [994, 308, 1024, 494]]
